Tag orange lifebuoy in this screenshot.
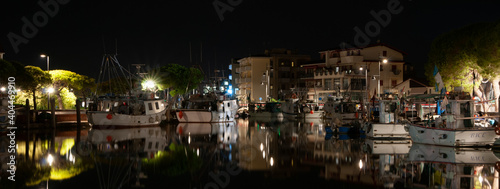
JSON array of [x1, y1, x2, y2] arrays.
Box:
[[106, 113, 112, 119], [179, 111, 183, 119], [106, 135, 112, 142], [310, 110, 314, 114], [495, 127, 500, 135]]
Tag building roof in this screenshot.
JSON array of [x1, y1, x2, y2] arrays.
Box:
[[320, 43, 408, 55], [394, 78, 430, 88]]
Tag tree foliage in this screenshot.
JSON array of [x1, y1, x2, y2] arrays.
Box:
[[49, 70, 95, 109], [158, 64, 204, 97], [0, 59, 34, 90], [426, 20, 500, 93], [24, 66, 52, 109]]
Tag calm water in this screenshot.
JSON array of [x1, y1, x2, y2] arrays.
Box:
[[1, 118, 499, 189]]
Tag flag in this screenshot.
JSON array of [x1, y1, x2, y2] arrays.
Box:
[[442, 95, 449, 106], [434, 65, 444, 92]]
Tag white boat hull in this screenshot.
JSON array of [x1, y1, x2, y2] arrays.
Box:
[[407, 124, 500, 147], [88, 110, 166, 128], [176, 110, 236, 123], [365, 123, 409, 139]]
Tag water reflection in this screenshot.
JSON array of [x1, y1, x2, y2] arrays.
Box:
[[3, 119, 500, 188]]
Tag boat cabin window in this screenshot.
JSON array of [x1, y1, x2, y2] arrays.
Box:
[[155, 102, 159, 110], [148, 103, 153, 111]]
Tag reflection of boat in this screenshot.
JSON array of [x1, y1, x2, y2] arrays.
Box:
[[248, 102, 283, 122], [88, 126, 167, 159], [176, 122, 219, 136], [364, 99, 409, 139], [176, 95, 238, 123], [408, 143, 500, 164], [364, 139, 412, 155], [406, 143, 500, 189], [406, 91, 500, 147], [87, 97, 167, 128]]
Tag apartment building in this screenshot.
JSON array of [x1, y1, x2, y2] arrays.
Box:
[[302, 43, 405, 102], [234, 49, 310, 104]]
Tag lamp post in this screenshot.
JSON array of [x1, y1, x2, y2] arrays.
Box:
[[374, 58, 388, 98], [41, 54, 51, 109], [47, 87, 54, 109], [360, 66, 367, 117]]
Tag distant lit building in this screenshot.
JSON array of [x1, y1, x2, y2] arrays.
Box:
[[302, 43, 406, 102], [235, 49, 310, 104]]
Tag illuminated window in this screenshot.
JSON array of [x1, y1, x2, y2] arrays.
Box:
[[292, 62, 294, 67]]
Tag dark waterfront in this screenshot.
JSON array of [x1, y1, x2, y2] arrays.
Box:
[[1, 118, 499, 189]]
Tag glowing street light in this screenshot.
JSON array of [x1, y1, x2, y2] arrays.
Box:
[[47, 87, 54, 109], [0, 87, 5, 92], [270, 157, 274, 166]]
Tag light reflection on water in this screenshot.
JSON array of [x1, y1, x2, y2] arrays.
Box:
[[2, 119, 500, 188]]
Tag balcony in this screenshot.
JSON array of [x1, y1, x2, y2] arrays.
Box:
[[341, 56, 363, 63]]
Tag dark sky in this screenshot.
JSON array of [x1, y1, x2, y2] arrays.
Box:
[[1, 0, 500, 81]]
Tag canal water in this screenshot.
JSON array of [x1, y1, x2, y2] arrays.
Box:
[[1, 118, 499, 189]]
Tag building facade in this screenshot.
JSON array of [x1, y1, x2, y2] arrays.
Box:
[[234, 49, 311, 104], [303, 44, 406, 102]]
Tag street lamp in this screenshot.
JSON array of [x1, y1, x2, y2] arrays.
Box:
[[40, 54, 49, 71], [47, 87, 54, 109], [372, 58, 388, 98]]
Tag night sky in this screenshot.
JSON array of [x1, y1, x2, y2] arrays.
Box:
[[1, 0, 500, 82]]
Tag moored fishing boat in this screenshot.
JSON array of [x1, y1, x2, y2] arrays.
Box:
[[364, 98, 409, 139], [405, 90, 500, 147], [175, 94, 238, 123], [87, 95, 167, 128]]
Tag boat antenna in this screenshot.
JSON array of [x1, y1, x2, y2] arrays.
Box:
[[115, 38, 118, 56], [102, 35, 107, 54]]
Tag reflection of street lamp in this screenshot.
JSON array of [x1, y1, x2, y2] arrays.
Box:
[[47, 153, 54, 189], [47, 154, 54, 166]]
